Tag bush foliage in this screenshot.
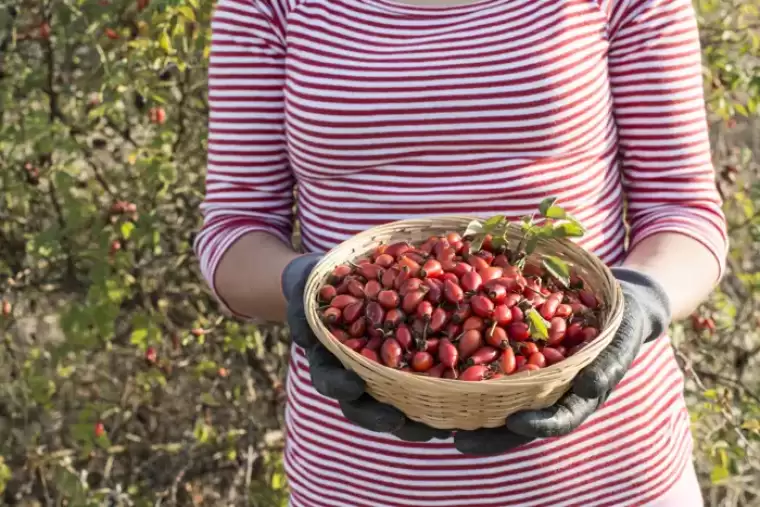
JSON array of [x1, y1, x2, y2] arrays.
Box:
[[0, 0, 759, 505]]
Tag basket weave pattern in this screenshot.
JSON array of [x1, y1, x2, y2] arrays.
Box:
[[304, 217, 624, 431]]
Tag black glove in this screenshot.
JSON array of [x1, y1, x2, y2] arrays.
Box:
[[454, 267, 672, 455], [282, 254, 450, 442]]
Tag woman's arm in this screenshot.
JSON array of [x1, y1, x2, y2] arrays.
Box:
[[622, 233, 719, 320], [606, 0, 729, 320], [214, 232, 300, 321], [194, 0, 298, 322]]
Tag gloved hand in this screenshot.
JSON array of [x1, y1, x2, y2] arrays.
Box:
[[454, 267, 672, 455], [282, 254, 450, 442]]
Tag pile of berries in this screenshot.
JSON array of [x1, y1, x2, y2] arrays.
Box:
[[316, 212, 604, 381]]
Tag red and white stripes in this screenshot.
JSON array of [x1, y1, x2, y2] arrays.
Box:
[[195, 0, 726, 504]]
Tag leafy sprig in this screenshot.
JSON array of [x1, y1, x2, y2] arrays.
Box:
[[462, 197, 587, 340]]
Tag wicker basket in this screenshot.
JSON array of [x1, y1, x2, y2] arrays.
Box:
[[303, 216, 624, 431]]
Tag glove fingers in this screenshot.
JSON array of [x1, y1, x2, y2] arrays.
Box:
[[454, 426, 536, 455], [339, 394, 406, 434], [287, 299, 318, 350], [307, 344, 365, 401], [282, 255, 322, 303], [573, 299, 645, 399], [393, 420, 451, 443], [505, 391, 601, 438]]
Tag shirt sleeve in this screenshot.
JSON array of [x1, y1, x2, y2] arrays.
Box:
[[606, 0, 729, 278], [194, 0, 295, 313]]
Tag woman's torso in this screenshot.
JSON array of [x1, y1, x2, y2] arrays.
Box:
[[276, 1, 691, 505]]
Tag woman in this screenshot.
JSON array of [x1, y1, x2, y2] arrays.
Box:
[[194, 0, 727, 505]]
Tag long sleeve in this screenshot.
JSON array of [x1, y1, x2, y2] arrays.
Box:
[[606, 0, 728, 276], [194, 0, 295, 305]]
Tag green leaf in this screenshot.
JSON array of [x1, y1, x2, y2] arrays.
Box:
[[177, 6, 196, 21], [482, 215, 506, 232], [543, 206, 567, 220], [491, 235, 508, 250], [710, 465, 730, 484], [542, 255, 571, 286], [526, 309, 549, 340], [524, 235, 540, 255], [552, 221, 585, 238], [121, 221, 135, 240], [538, 197, 558, 216], [159, 31, 172, 53]]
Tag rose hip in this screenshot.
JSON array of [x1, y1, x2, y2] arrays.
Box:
[[579, 290, 598, 309], [547, 317, 567, 346], [492, 304, 513, 327], [381, 338, 403, 368], [515, 355, 527, 370], [385, 241, 412, 259], [365, 302, 386, 328], [417, 301, 434, 321], [507, 321, 531, 341], [420, 259, 443, 279], [493, 254, 510, 268], [343, 301, 365, 324], [349, 317, 367, 338], [452, 306, 472, 324], [346, 279, 365, 299], [364, 280, 383, 300], [399, 278, 424, 296], [487, 284, 508, 304], [384, 308, 405, 329], [499, 347, 517, 374], [377, 290, 400, 310], [458, 329, 483, 359], [356, 263, 384, 281], [365, 334, 384, 351], [344, 338, 367, 352], [444, 323, 462, 339], [443, 368, 459, 379], [331, 328, 350, 342], [443, 279, 465, 304], [520, 342, 539, 356], [382, 267, 399, 289], [555, 303, 573, 319], [322, 307, 342, 325], [411, 351, 434, 372], [468, 255, 490, 272], [542, 347, 565, 365], [402, 290, 427, 314], [429, 307, 449, 333], [471, 295, 495, 318], [462, 316, 485, 332], [395, 325, 413, 350], [479, 267, 504, 283], [361, 348, 380, 362], [510, 306, 524, 322], [330, 294, 360, 310], [423, 278, 443, 304], [467, 346, 500, 366], [425, 363, 446, 378], [461, 271, 483, 293], [540, 296, 560, 320], [461, 365, 490, 381], [319, 285, 337, 303], [330, 265, 352, 284], [485, 326, 509, 349], [453, 262, 474, 278], [439, 338, 459, 368], [424, 338, 441, 355], [398, 256, 421, 277]]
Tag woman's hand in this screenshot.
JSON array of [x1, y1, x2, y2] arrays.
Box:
[[454, 267, 672, 455], [282, 254, 450, 442]]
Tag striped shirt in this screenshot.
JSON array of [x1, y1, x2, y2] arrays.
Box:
[[194, 0, 728, 505]]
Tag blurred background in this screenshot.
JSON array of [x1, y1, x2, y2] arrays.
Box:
[[0, 1, 759, 506]]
